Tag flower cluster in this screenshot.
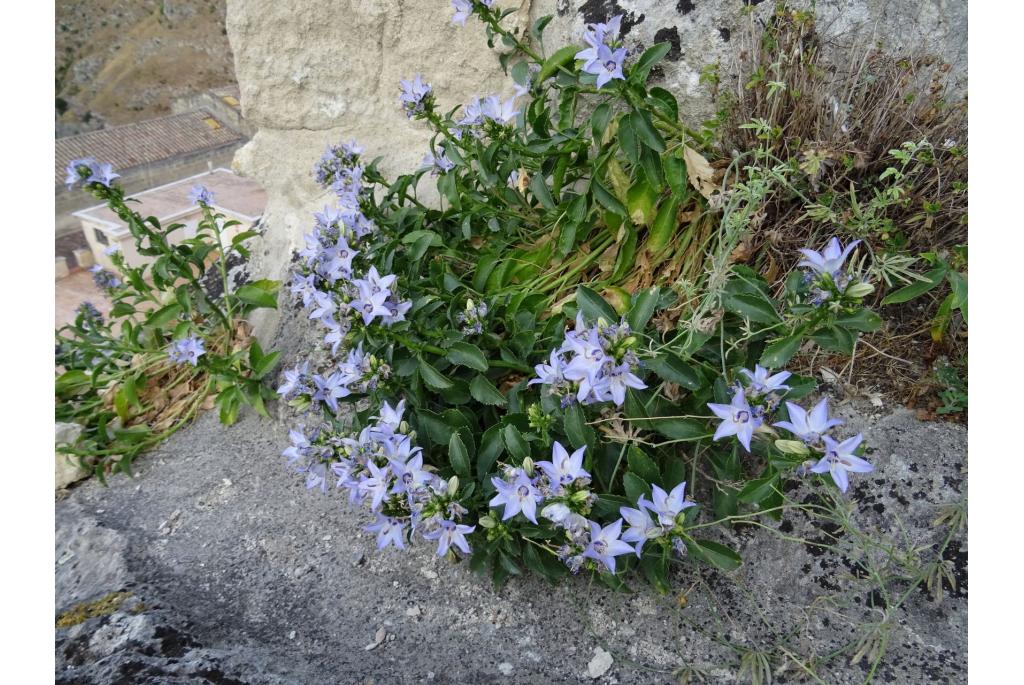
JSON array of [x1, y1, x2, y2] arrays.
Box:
[[313, 140, 364, 188], [483, 441, 700, 574], [575, 15, 627, 88], [282, 400, 475, 556], [88, 264, 122, 293], [64, 157, 119, 190], [775, 398, 873, 493], [188, 185, 214, 206], [456, 298, 489, 336], [707, 365, 873, 494], [798, 237, 868, 306], [399, 75, 434, 119], [450, 0, 495, 27], [529, 314, 646, 407], [276, 346, 391, 413], [422, 145, 455, 175], [292, 140, 409, 355], [452, 92, 523, 140], [167, 335, 205, 367], [707, 364, 791, 452]]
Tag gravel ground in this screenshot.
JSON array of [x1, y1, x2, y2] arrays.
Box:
[[55, 401, 967, 684]]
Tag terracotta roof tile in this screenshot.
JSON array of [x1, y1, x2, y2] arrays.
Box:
[[55, 109, 245, 188]]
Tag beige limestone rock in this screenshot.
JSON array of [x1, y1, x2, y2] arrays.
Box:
[[56, 422, 90, 490], [225, 0, 966, 342]]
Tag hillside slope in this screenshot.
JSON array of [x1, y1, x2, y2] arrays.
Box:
[[56, 0, 235, 137]]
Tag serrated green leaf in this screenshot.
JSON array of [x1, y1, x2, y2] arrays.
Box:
[[418, 359, 453, 390], [538, 44, 579, 82], [447, 342, 489, 372], [449, 432, 471, 478], [645, 354, 702, 391], [627, 445, 660, 485], [470, 374, 507, 406], [503, 424, 530, 461], [723, 292, 781, 324], [760, 335, 803, 368]]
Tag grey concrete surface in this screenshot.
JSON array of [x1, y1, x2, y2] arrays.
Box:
[[55, 398, 966, 684]]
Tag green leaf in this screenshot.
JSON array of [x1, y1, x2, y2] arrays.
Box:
[[631, 111, 666, 153], [664, 155, 688, 199], [626, 287, 660, 331], [418, 359, 453, 390], [723, 292, 781, 324], [737, 472, 780, 504], [626, 445, 660, 485], [477, 425, 505, 477], [623, 471, 651, 503], [538, 44, 580, 82], [591, 103, 612, 141], [630, 42, 672, 83], [651, 417, 708, 441], [760, 335, 803, 368], [503, 424, 530, 461], [576, 285, 618, 323], [617, 114, 641, 165], [417, 410, 453, 445], [687, 539, 742, 571], [592, 179, 627, 217], [880, 266, 947, 305], [447, 342, 489, 372], [146, 303, 182, 329], [236, 280, 280, 309], [470, 374, 507, 406], [563, 403, 595, 450], [449, 432, 471, 478], [835, 308, 882, 332], [253, 350, 281, 379], [647, 87, 679, 122], [216, 386, 242, 425], [529, 173, 556, 210], [55, 370, 92, 396], [645, 354, 702, 391]]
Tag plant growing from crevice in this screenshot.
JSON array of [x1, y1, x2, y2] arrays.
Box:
[[275, 1, 883, 595]]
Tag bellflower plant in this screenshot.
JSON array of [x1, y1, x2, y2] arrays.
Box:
[[56, 161, 282, 478], [274, 1, 886, 593]]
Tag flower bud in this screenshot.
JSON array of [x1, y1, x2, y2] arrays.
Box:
[[465, 298, 475, 311], [521, 457, 534, 477], [447, 476, 459, 495], [571, 489, 591, 504], [775, 439, 810, 456], [845, 282, 875, 298], [478, 514, 496, 529]]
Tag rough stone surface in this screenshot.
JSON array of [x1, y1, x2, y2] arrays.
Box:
[[225, 0, 967, 341], [55, 400, 966, 683]]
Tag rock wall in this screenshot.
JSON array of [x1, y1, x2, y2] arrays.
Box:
[[225, 0, 966, 340]]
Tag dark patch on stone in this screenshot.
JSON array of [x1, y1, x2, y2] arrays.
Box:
[[873, 502, 885, 514], [653, 27, 682, 60], [779, 519, 793, 534], [743, 0, 768, 5], [578, 1, 645, 37], [719, 27, 731, 42], [908, 462, 919, 472], [676, 0, 696, 15], [867, 589, 887, 610], [154, 625, 199, 657]]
